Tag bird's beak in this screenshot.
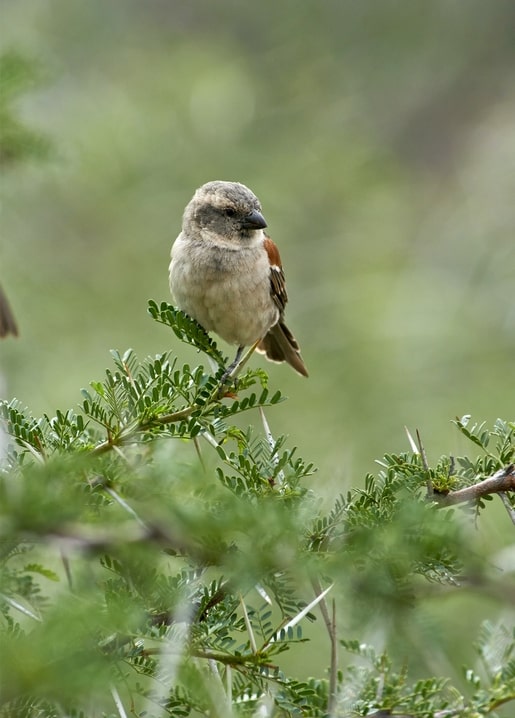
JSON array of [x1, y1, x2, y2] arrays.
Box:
[[241, 209, 267, 230]]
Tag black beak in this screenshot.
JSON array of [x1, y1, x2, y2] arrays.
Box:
[[241, 209, 267, 230]]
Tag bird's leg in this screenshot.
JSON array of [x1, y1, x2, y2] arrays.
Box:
[[221, 346, 245, 386], [218, 346, 244, 397], [218, 339, 261, 395]]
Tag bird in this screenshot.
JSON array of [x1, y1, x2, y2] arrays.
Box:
[[0, 285, 18, 338], [169, 181, 308, 380]]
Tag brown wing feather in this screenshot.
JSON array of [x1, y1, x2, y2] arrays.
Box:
[[263, 235, 287, 312], [259, 236, 308, 377]]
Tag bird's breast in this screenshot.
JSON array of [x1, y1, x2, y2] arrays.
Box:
[[169, 236, 278, 346]]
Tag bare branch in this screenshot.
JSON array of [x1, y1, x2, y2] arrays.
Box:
[[433, 465, 515, 507]]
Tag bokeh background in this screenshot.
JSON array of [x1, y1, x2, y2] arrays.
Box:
[[1, 0, 514, 478], [1, 0, 514, 701]]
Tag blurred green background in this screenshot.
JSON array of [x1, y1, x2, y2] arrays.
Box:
[[1, 0, 514, 488], [1, 0, 515, 705]]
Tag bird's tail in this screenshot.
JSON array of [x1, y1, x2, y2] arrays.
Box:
[[257, 321, 308, 377]]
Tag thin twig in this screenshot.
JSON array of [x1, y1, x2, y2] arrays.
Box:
[[141, 646, 277, 667], [311, 578, 337, 714], [91, 407, 196, 455], [498, 491, 515, 526], [240, 593, 258, 654], [104, 486, 148, 529], [193, 436, 206, 472], [329, 599, 337, 715], [155, 406, 196, 424], [225, 664, 232, 709]]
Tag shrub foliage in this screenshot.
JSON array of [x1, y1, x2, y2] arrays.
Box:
[[0, 303, 514, 717]]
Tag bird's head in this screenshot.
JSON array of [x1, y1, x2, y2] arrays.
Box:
[[183, 181, 267, 246]]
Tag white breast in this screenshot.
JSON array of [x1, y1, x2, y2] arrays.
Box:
[[169, 232, 279, 347]]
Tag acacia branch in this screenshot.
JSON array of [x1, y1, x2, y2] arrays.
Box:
[[433, 464, 515, 507], [91, 406, 196, 455]]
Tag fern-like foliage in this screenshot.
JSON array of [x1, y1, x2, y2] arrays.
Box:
[[0, 303, 513, 716]]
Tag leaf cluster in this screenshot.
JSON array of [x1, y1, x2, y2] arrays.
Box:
[[0, 304, 514, 716]]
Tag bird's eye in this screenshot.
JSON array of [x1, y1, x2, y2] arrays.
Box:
[[225, 207, 236, 217]]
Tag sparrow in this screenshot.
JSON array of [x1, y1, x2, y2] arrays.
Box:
[[169, 181, 308, 378], [0, 285, 18, 338]]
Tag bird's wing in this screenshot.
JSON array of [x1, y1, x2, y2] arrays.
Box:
[[263, 235, 288, 313]]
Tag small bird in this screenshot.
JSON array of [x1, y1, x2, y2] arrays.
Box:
[[169, 181, 308, 378], [0, 285, 18, 338]]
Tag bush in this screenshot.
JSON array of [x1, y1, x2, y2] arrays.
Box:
[[1, 303, 514, 717]]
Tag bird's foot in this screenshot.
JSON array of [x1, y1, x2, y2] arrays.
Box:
[[215, 340, 261, 399], [217, 359, 241, 398]]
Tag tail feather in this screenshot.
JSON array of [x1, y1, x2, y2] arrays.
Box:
[[257, 321, 308, 377]]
